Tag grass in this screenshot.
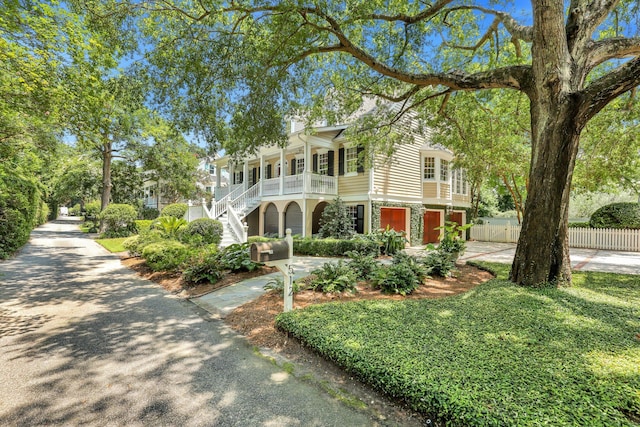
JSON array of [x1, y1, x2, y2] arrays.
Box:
[[95, 237, 128, 253], [276, 262, 640, 426]]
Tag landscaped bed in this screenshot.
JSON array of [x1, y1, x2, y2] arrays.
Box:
[[275, 262, 640, 426]]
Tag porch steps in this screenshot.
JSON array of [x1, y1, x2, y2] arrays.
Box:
[[217, 213, 241, 248]]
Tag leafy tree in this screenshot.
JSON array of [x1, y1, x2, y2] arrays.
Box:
[[111, 160, 143, 205], [318, 197, 355, 239], [128, 0, 640, 286], [50, 152, 101, 208]]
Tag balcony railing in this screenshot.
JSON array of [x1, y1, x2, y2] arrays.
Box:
[[258, 172, 338, 196]]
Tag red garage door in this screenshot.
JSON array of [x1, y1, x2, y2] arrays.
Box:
[[451, 212, 464, 237], [380, 208, 406, 233], [423, 211, 442, 244]]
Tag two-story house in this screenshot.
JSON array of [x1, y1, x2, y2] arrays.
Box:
[[210, 117, 470, 246]]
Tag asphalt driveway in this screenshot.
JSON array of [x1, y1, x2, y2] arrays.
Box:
[[0, 219, 376, 426]]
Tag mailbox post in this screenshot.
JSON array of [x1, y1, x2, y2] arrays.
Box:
[[250, 229, 294, 312]]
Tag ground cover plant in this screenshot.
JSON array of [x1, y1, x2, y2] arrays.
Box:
[[276, 262, 640, 426]]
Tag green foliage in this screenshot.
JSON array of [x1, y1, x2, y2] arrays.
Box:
[[140, 207, 160, 220], [568, 222, 591, 228], [318, 197, 356, 239], [182, 245, 223, 284], [141, 240, 190, 272], [218, 243, 262, 272], [153, 216, 187, 239], [263, 276, 303, 295], [0, 168, 42, 259], [84, 200, 101, 218], [589, 202, 640, 229], [123, 228, 165, 257], [311, 261, 358, 293], [95, 237, 127, 253], [293, 237, 379, 257], [366, 226, 407, 255], [431, 221, 473, 258], [345, 250, 380, 281], [277, 270, 640, 426], [183, 218, 224, 246], [160, 203, 188, 219], [422, 250, 455, 278], [99, 203, 138, 237], [372, 255, 423, 296], [134, 220, 154, 232]]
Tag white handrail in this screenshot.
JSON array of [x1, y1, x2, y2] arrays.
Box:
[[211, 185, 244, 219], [227, 205, 248, 243], [229, 182, 261, 215]]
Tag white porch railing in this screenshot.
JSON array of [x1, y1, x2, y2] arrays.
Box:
[[471, 223, 640, 251], [262, 177, 280, 196], [229, 182, 261, 216], [306, 172, 337, 195], [227, 204, 248, 243], [284, 174, 304, 194]]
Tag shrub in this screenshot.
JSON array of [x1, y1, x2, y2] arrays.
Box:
[[318, 197, 356, 239], [134, 220, 154, 233], [422, 250, 455, 278], [218, 243, 262, 272], [183, 218, 224, 246], [69, 203, 82, 216], [140, 207, 159, 220], [122, 235, 142, 257], [141, 240, 190, 272], [263, 276, 303, 295], [345, 251, 380, 281], [294, 237, 379, 257], [366, 227, 407, 255], [84, 200, 101, 218], [160, 203, 188, 219], [182, 245, 224, 284], [568, 221, 590, 228], [589, 202, 640, 229], [432, 221, 473, 258], [153, 216, 187, 239], [372, 262, 421, 296], [0, 168, 41, 259], [392, 252, 429, 283], [311, 261, 358, 293], [99, 203, 138, 237], [125, 229, 165, 257]]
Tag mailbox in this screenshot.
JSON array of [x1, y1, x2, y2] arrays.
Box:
[[250, 241, 290, 263]]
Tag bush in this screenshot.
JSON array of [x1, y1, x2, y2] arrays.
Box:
[[294, 237, 379, 257], [345, 251, 380, 281], [183, 218, 224, 246], [99, 203, 138, 237], [568, 221, 591, 228], [589, 202, 640, 229], [124, 229, 165, 257], [392, 252, 429, 283], [422, 250, 455, 278], [160, 203, 188, 219], [0, 169, 41, 259], [311, 261, 358, 293], [69, 203, 82, 216], [134, 220, 154, 233], [84, 200, 101, 218], [372, 262, 421, 296], [153, 216, 187, 239], [218, 243, 262, 272], [318, 197, 356, 239], [140, 207, 159, 220], [263, 276, 303, 295], [141, 240, 190, 272], [365, 227, 407, 255], [182, 245, 224, 284]]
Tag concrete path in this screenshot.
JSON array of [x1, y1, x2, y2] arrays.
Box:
[[458, 241, 640, 275], [0, 219, 378, 426]]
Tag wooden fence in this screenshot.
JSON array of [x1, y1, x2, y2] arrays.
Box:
[[470, 223, 640, 252]]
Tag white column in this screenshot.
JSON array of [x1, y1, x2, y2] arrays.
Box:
[[279, 148, 285, 196], [243, 160, 249, 191]]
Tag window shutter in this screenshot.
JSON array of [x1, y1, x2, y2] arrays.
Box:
[[338, 148, 345, 175], [356, 205, 365, 234], [328, 150, 335, 176], [258, 167, 261, 182], [252, 168, 257, 185], [239, 171, 243, 183], [290, 158, 296, 175], [312, 154, 318, 172], [357, 146, 365, 173], [266, 164, 272, 179]]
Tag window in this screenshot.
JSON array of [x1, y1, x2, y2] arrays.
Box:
[[318, 152, 329, 175], [423, 157, 435, 180], [233, 171, 243, 185], [347, 205, 365, 233], [296, 158, 305, 175], [462, 170, 467, 195], [440, 159, 449, 182], [345, 147, 358, 174]]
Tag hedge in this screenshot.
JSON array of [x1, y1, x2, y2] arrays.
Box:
[[160, 203, 188, 219], [590, 202, 640, 229]]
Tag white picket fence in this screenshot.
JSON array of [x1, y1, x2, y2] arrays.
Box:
[[471, 223, 640, 252]]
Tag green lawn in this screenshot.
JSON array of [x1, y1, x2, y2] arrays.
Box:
[[95, 237, 128, 253], [276, 262, 640, 426]]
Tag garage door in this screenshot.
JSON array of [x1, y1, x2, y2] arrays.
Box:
[[380, 207, 406, 233], [423, 211, 441, 244]]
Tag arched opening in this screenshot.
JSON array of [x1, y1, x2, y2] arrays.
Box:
[[263, 203, 279, 236], [312, 202, 329, 235], [284, 202, 303, 236]]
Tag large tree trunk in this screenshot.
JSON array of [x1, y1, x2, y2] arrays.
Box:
[[510, 97, 583, 286]]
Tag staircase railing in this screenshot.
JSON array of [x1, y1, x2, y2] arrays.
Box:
[[210, 185, 244, 219], [227, 204, 248, 243], [229, 182, 261, 217]]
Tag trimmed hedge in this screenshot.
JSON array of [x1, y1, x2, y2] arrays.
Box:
[[141, 240, 190, 271], [276, 268, 640, 426], [0, 168, 44, 259], [183, 218, 224, 246], [294, 237, 380, 257], [160, 203, 188, 219], [99, 203, 138, 237], [590, 202, 640, 229]]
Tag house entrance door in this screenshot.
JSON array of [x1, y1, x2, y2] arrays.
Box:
[[450, 211, 464, 237], [423, 210, 441, 244]]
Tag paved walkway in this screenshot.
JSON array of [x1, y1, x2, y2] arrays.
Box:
[[193, 241, 640, 318]]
